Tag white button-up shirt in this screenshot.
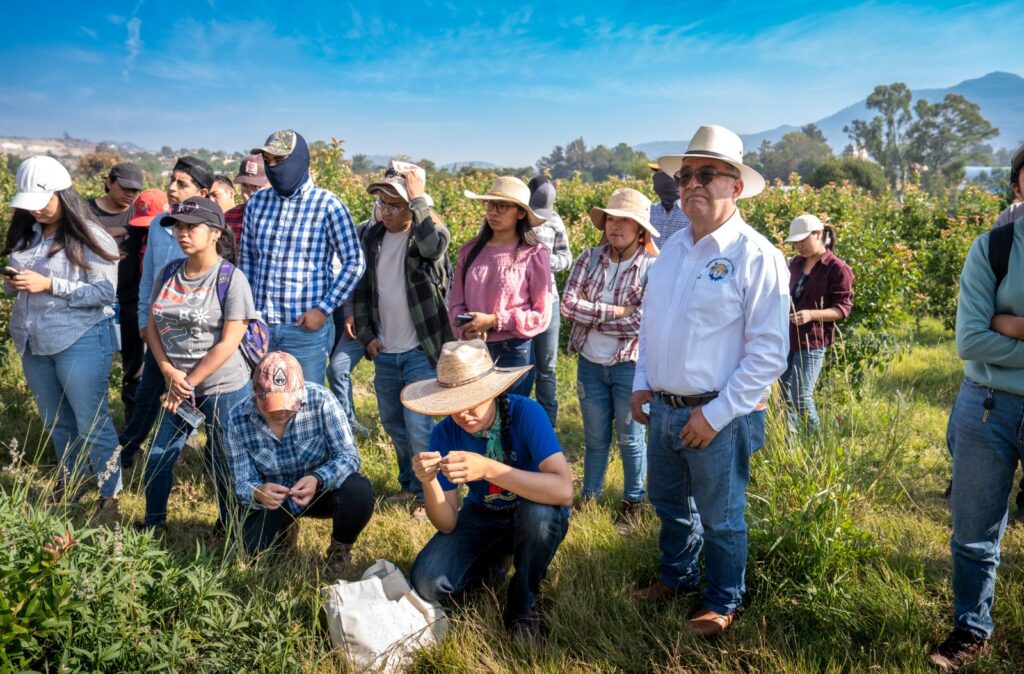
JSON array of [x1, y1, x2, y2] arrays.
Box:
[[633, 208, 790, 431]]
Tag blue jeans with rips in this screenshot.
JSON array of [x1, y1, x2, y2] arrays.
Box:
[[946, 378, 1024, 639], [577, 357, 646, 503], [269, 321, 335, 388], [779, 347, 826, 432], [327, 333, 365, 426], [142, 383, 252, 528], [373, 347, 435, 500], [531, 299, 560, 425], [21, 321, 123, 498], [646, 397, 765, 615], [487, 338, 534, 398], [410, 500, 569, 622]]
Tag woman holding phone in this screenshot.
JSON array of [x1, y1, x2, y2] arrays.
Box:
[[140, 196, 259, 539]]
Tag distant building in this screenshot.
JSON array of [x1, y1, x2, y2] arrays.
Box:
[[842, 144, 869, 160]]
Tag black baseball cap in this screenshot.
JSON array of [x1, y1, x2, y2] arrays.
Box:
[[171, 156, 215, 190], [161, 197, 227, 232], [109, 162, 144, 190]]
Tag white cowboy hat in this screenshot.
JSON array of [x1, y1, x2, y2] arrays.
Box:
[[590, 188, 660, 256], [464, 176, 547, 227], [657, 124, 766, 199], [401, 340, 532, 416]]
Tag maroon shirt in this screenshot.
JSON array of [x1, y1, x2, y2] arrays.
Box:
[[788, 249, 854, 351]]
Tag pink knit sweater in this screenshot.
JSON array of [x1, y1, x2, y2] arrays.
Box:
[[448, 239, 551, 342]]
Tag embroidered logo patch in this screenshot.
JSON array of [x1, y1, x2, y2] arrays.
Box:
[[705, 258, 734, 282]]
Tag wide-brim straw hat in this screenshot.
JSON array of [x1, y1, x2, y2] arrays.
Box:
[[401, 340, 532, 416], [464, 176, 547, 227], [656, 124, 766, 199], [590, 188, 660, 257]]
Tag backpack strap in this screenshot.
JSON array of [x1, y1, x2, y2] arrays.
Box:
[[160, 258, 187, 284], [214, 260, 235, 308], [989, 222, 1015, 290]]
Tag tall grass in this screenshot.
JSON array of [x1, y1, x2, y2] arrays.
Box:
[[1, 320, 1023, 672]]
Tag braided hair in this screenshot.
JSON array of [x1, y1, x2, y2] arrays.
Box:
[[496, 393, 514, 466]]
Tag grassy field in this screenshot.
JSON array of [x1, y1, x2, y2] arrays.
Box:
[[2, 318, 1023, 673]]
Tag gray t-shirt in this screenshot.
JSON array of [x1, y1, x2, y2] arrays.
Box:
[[150, 259, 259, 396]]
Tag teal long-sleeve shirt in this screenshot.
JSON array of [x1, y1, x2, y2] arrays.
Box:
[[956, 218, 1024, 395]]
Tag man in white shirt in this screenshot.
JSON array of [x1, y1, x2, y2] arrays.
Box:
[[630, 125, 790, 637]]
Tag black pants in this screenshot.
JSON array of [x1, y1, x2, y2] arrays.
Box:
[[118, 302, 145, 422], [242, 472, 374, 555]]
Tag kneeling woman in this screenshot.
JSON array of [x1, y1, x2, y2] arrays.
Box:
[[402, 340, 572, 639], [142, 197, 259, 536]]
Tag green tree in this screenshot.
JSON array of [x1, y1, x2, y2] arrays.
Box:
[[905, 93, 998, 192], [844, 83, 913, 190], [349, 154, 375, 175], [809, 157, 888, 194], [750, 124, 833, 183]]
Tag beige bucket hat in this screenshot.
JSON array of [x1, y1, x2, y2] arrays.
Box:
[[401, 340, 532, 416], [464, 176, 547, 227], [657, 124, 766, 199], [590, 188, 661, 257]]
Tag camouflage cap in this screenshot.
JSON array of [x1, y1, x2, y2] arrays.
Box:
[[251, 129, 298, 158]]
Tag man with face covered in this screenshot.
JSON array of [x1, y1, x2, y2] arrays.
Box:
[[649, 169, 692, 249], [241, 130, 365, 386]]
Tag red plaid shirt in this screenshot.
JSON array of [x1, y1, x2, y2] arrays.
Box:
[[560, 244, 657, 365], [225, 204, 244, 248]]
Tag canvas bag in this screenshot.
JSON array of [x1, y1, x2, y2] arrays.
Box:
[[320, 560, 450, 673]]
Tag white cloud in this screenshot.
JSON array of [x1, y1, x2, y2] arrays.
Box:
[[123, 17, 142, 81]]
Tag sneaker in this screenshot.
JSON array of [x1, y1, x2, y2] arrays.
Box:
[[686, 606, 738, 638], [350, 419, 371, 437], [411, 505, 428, 521], [132, 520, 168, 537], [928, 629, 989, 672], [633, 580, 699, 603], [384, 490, 417, 506], [93, 497, 122, 525], [614, 500, 643, 536], [504, 611, 546, 643], [324, 539, 353, 578]]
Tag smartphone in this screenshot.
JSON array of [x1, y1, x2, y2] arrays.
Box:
[[2, 266, 19, 278], [175, 399, 205, 428], [455, 313, 474, 327]]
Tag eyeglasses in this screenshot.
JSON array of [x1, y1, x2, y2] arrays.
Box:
[[674, 167, 740, 187], [484, 201, 514, 214], [375, 197, 406, 215]]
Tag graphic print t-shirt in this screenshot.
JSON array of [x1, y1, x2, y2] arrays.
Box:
[[431, 394, 564, 512], [150, 260, 260, 396]]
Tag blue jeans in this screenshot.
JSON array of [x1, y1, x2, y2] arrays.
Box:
[[142, 383, 252, 528], [269, 321, 335, 387], [577, 357, 646, 503], [327, 333, 365, 425], [646, 398, 765, 615], [119, 349, 166, 464], [21, 321, 123, 498], [779, 347, 826, 432], [531, 299, 560, 425], [373, 348, 436, 500], [487, 338, 534, 398], [411, 500, 569, 622], [946, 378, 1024, 639]]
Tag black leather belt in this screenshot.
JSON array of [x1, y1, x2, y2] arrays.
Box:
[[655, 391, 719, 408]]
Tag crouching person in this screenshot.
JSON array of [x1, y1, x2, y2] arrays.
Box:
[[223, 351, 374, 570], [401, 340, 572, 641]]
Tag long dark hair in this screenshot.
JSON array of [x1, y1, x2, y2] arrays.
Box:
[[216, 228, 237, 264], [460, 212, 538, 287], [822, 225, 836, 251], [4, 188, 120, 269], [496, 393, 514, 466]]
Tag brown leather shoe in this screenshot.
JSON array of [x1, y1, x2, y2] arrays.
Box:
[[633, 580, 696, 603], [686, 606, 737, 637]]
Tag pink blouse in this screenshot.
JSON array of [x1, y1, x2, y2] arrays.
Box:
[[448, 239, 551, 342]]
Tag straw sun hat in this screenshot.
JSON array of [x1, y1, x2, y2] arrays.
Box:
[[590, 188, 661, 257], [401, 340, 532, 416], [464, 176, 547, 227], [656, 124, 766, 199]]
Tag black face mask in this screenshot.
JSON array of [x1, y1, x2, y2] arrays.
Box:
[[652, 171, 679, 209], [265, 133, 310, 198]]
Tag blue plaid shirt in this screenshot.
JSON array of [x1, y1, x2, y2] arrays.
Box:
[[649, 200, 691, 249], [240, 178, 365, 323], [223, 383, 360, 513]]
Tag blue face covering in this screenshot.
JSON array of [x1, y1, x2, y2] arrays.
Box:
[[265, 133, 310, 198]]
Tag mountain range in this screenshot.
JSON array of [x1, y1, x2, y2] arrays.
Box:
[[634, 72, 1024, 159]]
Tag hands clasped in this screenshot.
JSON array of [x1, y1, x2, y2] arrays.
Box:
[[412, 451, 489, 485]]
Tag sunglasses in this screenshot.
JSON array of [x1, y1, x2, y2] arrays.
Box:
[[484, 201, 515, 215], [674, 167, 740, 187], [169, 201, 217, 216]]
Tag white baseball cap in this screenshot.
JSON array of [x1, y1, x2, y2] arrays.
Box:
[[785, 214, 825, 243], [10, 156, 73, 211]]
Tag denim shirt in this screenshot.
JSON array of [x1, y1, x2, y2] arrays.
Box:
[[7, 223, 118, 356]]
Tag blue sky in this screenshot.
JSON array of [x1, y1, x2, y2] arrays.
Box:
[[1, 1, 1021, 166]]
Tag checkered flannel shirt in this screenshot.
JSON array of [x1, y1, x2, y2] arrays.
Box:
[[649, 200, 691, 249]]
